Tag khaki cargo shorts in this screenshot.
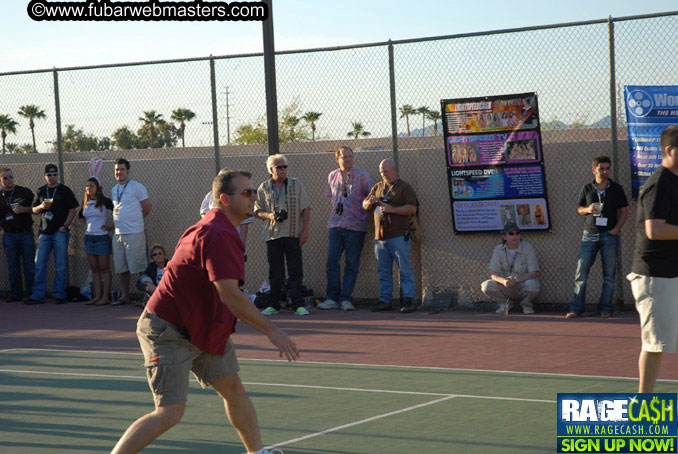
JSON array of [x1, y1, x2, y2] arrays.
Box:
[[113, 232, 148, 274], [628, 272, 678, 353], [136, 310, 240, 406]]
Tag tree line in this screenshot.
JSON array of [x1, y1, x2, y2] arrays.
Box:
[[0, 106, 197, 154], [0, 101, 443, 153]]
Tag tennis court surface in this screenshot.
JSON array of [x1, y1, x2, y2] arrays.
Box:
[[2, 303, 677, 453]]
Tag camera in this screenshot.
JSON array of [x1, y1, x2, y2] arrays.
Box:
[[378, 196, 391, 205], [335, 202, 344, 215], [274, 209, 288, 222]]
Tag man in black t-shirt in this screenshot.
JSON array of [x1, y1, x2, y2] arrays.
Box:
[[0, 167, 35, 302], [27, 164, 79, 305], [628, 125, 678, 393], [566, 156, 629, 319]]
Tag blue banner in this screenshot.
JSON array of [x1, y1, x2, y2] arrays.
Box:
[[624, 85, 678, 199], [557, 393, 677, 453]]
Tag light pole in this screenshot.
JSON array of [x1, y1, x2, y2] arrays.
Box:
[[221, 86, 232, 145]]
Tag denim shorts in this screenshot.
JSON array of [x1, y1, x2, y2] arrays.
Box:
[[84, 234, 112, 255]]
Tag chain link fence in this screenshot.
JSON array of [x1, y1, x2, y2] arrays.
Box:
[[1, 11, 677, 309]]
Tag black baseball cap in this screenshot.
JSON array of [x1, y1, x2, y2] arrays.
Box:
[[502, 222, 519, 234], [44, 164, 58, 174]]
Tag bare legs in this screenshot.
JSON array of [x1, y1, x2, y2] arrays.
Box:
[[111, 404, 185, 454], [213, 374, 264, 454], [111, 374, 264, 454], [638, 350, 663, 393]]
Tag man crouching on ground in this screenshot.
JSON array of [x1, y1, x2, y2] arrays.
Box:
[[111, 169, 298, 454]]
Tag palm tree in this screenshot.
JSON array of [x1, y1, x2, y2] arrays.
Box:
[[0, 114, 19, 154], [139, 110, 166, 148], [399, 104, 415, 137], [347, 122, 371, 139], [5, 143, 18, 154], [302, 111, 322, 141], [17, 105, 46, 153], [170, 108, 196, 148], [426, 110, 442, 136], [417, 107, 430, 136]]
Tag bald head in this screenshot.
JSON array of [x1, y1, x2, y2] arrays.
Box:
[[379, 158, 398, 183]]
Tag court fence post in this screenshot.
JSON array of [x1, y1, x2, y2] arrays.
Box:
[[388, 40, 399, 171], [209, 56, 221, 175], [608, 16, 625, 313]]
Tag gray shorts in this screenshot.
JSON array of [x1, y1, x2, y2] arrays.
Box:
[[136, 310, 240, 406]]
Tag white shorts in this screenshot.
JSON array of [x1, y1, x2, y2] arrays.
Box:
[[628, 272, 678, 353], [113, 232, 147, 274]]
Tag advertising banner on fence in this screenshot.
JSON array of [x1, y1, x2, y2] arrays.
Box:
[[557, 393, 677, 453], [624, 85, 678, 199], [441, 92, 551, 234]]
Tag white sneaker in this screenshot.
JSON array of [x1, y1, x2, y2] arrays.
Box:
[[295, 307, 310, 316], [340, 300, 355, 311], [523, 306, 535, 314], [317, 299, 339, 310], [261, 307, 279, 315], [259, 449, 284, 454], [495, 302, 513, 314]]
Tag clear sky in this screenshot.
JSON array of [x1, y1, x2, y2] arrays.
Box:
[[1, 0, 676, 72]]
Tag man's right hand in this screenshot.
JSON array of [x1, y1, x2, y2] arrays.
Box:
[[267, 328, 299, 362]]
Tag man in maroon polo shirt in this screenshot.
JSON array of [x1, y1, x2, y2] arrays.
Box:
[[112, 169, 298, 454]]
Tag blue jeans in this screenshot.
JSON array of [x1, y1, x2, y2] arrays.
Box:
[[374, 235, 415, 303], [325, 228, 366, 303], [569, 231, 619, 314], [31, 231, 70, 301], [3, 231, 36, 299]]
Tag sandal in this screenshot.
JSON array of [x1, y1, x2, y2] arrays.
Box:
[[95, 299, 111, 306]]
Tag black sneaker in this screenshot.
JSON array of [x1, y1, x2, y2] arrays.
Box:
[[400, 299, 417, 314], [371, 303, 392, 312], [24, 298, 45, 305], [5, 295, 22, 303], [55, 298, 67, 304]]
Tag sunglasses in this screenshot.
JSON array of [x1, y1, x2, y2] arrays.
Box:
[[45, 173, 58, 177], [151, 251, 164, 257], [1, 175, 13, 180], [230, 189, 255, 197], [274, 165, 288, 170], [507, 231, 521, 236]]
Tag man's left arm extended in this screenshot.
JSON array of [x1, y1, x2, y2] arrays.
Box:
[[140, 199, 152, 217], [213, 279, 299, 362], [60, 208, 76, 232], [299, 207, 310, 246], [610, 206, 628, 235], [381, 203, 416, 216]]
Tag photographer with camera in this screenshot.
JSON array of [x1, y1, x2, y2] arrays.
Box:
[[254, 154, 311, 316], [318, 146, 374, 312], [363, 158, 418, 314]]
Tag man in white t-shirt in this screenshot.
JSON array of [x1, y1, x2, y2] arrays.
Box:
[[200, 189, 253, 260], [111, 158, 152, 305]]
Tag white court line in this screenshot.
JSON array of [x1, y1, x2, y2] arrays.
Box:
[[3, 347, 675, 383], [265, 395, 457, 451], [0, 368, 555, 403]]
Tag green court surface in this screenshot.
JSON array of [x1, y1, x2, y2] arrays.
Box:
[[0, 349, 674, 453]]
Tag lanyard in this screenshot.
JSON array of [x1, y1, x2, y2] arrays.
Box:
[[505, 247, 520, 274], [117, 182, 129, 202], [3, 187, 15, 209], [383, 179, 398, 199], [47, 184, 58, 200], [272, 179, 288, 210]]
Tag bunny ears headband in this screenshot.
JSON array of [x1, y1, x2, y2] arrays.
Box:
[[89, 158, 103, 185]]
